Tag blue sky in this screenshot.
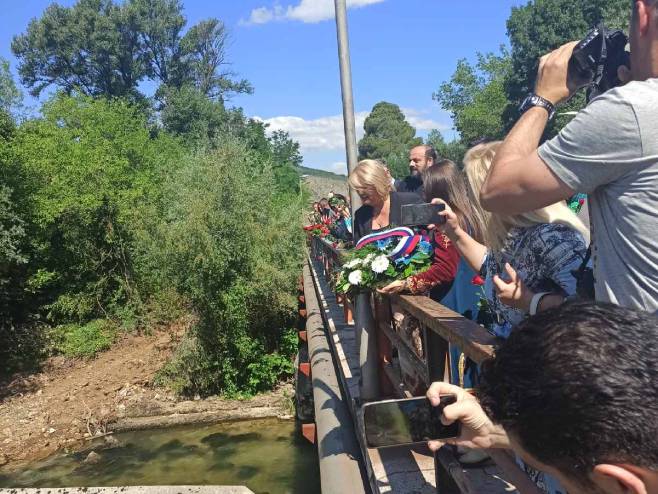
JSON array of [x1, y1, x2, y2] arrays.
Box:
[[0, 0, 525, 174]]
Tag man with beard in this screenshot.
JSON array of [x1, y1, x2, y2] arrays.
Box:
[[395, 145, 437, 194]]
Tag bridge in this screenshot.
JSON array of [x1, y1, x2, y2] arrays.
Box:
[[298, 235, 545, 494]]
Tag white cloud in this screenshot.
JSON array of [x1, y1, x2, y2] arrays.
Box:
[[243, 0, 385, 25], [256, 111, 369, 152], [256, 109, 447, 153]]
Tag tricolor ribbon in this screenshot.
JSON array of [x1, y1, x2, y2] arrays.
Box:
[[355, 227, 427, 261]]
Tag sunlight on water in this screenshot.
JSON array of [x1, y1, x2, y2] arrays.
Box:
[[0, 418, 321, 494]]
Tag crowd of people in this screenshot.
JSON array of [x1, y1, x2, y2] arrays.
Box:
[[307, 2, 658, 492]]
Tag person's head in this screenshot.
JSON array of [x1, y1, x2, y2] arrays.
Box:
[[463, 141, 589, 251], [629, 0, 658, 81], [329, 194, 348, 212], [478, 302, 658, 494], [348, 159, 392, 208], [409, 145, 438, 177], [319, 198, 330, 210], [312, 202, 320, 212], [422, 160, 486, 243]]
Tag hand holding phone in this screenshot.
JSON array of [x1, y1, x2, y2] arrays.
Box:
[[363, 395, 460, 448], [426, 382, 510, 451]]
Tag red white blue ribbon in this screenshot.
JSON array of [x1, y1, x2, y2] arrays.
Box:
[[355, 227, 414, 250], [356, 226, 424, 261]]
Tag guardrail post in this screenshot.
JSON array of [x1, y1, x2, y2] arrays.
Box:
[[425, 327, 450, 383], [355, 291, 379, 401]]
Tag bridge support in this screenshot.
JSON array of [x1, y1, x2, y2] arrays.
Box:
[[354, 292, 379, 402]]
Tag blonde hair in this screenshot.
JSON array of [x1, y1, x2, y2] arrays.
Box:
[[348, 159, 392, 202], [463, 141, 590, 252]]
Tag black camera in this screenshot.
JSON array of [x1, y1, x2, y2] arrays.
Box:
[[569, 24, 630, 101]]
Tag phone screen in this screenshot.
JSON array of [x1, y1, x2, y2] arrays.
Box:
[[401, 203, 446, 227], [363, 396, 459, 448]]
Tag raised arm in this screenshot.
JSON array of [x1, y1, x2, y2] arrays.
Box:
[[480, 42, 580, 214], [430, 199, 487, 273]]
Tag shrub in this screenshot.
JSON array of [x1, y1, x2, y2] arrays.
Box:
[[52, 319, 117, 358], [147, 140, 305, 397]]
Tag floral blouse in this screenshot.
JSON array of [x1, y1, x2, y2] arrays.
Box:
[[482, 223, 588, 339], [408, 231, 460, 297]]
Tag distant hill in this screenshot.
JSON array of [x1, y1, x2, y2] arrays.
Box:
[[298, 166, 346, 180], [299, 166, 349, 202]]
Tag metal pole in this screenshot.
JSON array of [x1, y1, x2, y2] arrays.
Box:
[[334, 0, 361, 211]]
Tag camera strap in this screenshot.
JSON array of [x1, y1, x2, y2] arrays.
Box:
[[593, 24, 609, 88]]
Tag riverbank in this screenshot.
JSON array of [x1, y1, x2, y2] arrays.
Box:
[[0, 319, 294, 470]]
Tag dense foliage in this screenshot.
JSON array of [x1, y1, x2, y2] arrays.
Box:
[[357, 101, 422, 178], [11, 0, 251, 103], [1, 1, 305, 398]]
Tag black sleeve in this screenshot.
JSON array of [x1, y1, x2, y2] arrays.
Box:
[[353, 208, 364, 243]]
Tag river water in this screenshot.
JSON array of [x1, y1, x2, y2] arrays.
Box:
[[0, 418, 321, 494]]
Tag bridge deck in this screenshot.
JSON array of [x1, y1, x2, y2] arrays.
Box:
[[307, 256, 518, 494]]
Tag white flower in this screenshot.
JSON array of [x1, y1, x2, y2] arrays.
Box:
[[363, 254, 375, 265], [371, 255, 390, 274], [348, 270, 363, 286], [345, 259, 362, 269]]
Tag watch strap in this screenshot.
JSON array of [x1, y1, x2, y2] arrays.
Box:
[[520, 94, 556, 120], [529, 292, 551, 316]]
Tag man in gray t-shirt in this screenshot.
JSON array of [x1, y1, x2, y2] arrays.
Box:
[[480, 0, 658, 313], [539, 80, 658, 310]]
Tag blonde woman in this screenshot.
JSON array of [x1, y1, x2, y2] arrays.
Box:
[[349, 159, 422, 242], [433, 142, 589, 339]]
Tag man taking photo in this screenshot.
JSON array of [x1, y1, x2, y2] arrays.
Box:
[[427, 302, 658, 494], [480, 0, 658, 313]]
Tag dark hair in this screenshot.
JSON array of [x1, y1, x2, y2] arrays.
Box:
[[478, 302, 658, 486], [422, 160, 486, 243], [424, 145, 438, 164]]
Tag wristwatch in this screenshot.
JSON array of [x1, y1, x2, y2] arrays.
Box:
[[519, 94, 556, 121]]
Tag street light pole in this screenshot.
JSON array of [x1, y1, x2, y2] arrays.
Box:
[[334, 0, 379, 403], [334, 0, 361, 211]]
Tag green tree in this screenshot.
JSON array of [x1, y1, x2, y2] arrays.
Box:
[[505, 0, 629, 133], [144, 140, 305, 396], [11, 0, 145, 98], [358, 102, 422, 178], [11, 0, 251, 102], [433, 50, 512, 145], [12, 93, 181, 323], [0, 59, 23, 113], [160, 84, 228, 143], [179, 19, 253, 102], [425, 130, 469, 166], [128, 0, 185, 87]]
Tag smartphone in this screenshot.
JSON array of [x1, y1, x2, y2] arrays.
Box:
[[363, 395, 459, 448], [401, 203, 446, 227]]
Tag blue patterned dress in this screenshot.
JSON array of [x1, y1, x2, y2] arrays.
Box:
[[482, 223, 588, 339]]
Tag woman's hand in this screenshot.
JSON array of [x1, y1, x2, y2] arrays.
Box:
[[426, 382, 510, 451], [427, 198, 461, 241], [378, 279, 407, 295], [492, 263, 534, 312]]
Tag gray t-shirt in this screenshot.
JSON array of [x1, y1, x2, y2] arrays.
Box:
[[539, 78, 658, 312]]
